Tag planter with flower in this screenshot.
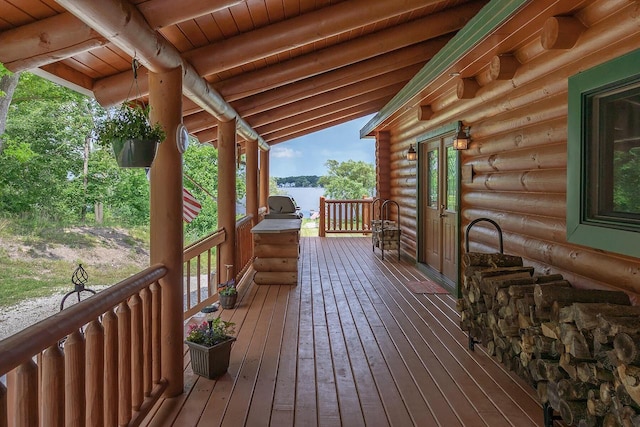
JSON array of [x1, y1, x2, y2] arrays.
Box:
[[95, 102, 165, 168], [218, 279, 237, 309], [185, 317, 236, 379]]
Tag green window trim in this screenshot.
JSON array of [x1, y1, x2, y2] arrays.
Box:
[[567, 48, 640, 258]]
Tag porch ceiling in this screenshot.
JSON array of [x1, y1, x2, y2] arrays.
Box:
[[0, 0, 487, 148]]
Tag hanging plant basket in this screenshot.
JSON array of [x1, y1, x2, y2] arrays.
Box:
[[186, 337, 236, 379], [112, 138, 159, 168], [95, 102, 165, 168]]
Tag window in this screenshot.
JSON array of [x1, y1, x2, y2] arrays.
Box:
[[567, 49, 640, 257]]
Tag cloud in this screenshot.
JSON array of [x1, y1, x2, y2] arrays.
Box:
[[271, 146, 301, 158]]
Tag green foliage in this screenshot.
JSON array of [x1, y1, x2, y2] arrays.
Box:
[[0, 63, 10, 97], [275, 175, 321, 187], [0, 73, 94, 220], [318, 159, 375, 199], [613, 148, 640, 213], [186, 317, 235, 347], [184, 143, 219, 243], [94, 103, 165, 147]]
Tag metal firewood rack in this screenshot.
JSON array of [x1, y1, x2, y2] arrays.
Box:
[[372, 199, 401, 261]]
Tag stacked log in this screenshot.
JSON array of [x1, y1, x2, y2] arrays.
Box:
[[457, 252, 640, 426]]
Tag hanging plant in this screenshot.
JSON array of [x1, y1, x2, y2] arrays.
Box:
[[94, 102, 166, 168]]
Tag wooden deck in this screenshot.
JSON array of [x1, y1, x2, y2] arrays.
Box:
[[143, 237, 544, 427]]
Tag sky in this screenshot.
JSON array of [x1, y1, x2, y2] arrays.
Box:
[[269, 114, 376, 177]]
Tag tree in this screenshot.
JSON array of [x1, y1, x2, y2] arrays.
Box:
[[0, 72, 95, 220], [0, 63, 21, 154], [318, 159, 375, 199]]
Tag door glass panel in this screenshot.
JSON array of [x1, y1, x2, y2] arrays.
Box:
[[428, 149, 438, 207], [446, 146, 457, 211]]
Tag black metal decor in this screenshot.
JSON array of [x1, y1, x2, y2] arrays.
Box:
[[60, 264, 97, 311]]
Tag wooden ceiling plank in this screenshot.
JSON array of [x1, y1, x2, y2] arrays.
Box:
[[177, 20, 209, 50], [229, 2, 256, 33], [232, 40, 446, 114], [185, 0, 448, 76], [138, 0, 245, 30], [266, 107, 381, 146], [255, 84, 403, 136], [0, 0, 38, 27], [193, 14, 223, 44], [90, 1, 484, 110], [264, 0, 285, 22], [212, 0, 473, 101], [245, 72, 415, 126], [246, 0, 270, 28]]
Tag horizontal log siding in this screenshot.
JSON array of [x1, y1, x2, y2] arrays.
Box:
[[389, 131, 417, 258], [383, 0, 640, 297]]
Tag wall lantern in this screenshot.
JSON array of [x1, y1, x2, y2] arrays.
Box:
[[406, 144, 417, 161], [453, 121, 471, 150]]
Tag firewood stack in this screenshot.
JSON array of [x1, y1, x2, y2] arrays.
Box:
[[457, 252, 640, 427]]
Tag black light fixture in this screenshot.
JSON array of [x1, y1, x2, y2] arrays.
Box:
[[453, 121, 471, 150], [407, 144, 417, 161]]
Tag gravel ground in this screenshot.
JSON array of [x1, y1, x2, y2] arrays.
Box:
[[0, 286, 109, 341]]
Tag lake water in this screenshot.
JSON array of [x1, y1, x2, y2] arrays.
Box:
[[279, 187, 325, 218]]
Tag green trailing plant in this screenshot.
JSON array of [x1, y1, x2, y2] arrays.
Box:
[[186, 317, 235, 347], [94, 103, 165, 147]]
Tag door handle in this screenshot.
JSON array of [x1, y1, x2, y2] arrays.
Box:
[[439, 213, 447, 218]]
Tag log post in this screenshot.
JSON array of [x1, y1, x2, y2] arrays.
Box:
[[149, 66, 184, 397], [218, 117, 237, 280], [246, 138, 259, 226], [259, 147, 269, 212]]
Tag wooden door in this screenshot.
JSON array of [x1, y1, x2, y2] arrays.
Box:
[[418, 135, 458, 281]]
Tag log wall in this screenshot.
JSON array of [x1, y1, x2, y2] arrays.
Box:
[[384, 0, 640, 298]]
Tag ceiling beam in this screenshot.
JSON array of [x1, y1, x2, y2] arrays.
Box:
[[0, 13, 106, 72], [0, 0, 243, 73], [241, 65, 423, 125], [184, 0, 446, 76], [56, 0, 268, 150], [267, 108, 382, 146], [230, 44, 440, 117], [255, 86, 403, 138], [213, 0, 485, 100], [260, 101, 388, 142]]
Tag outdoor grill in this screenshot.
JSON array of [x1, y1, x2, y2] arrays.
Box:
[[265, 195, 303, 219]]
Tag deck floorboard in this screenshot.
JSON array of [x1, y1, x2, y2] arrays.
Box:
[[143, 237, 544, 427]]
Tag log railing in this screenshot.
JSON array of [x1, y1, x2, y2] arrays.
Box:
[[182, 214, 256, 319], [0, 264, 168, 427], [235, 215, 254, 284], [183, 228, 226, 319], [319, 196, 373, 237]]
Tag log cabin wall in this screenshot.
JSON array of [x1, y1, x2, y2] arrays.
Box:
[[383, 0, 640, 299]]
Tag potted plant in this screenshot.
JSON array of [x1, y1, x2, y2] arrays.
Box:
[[218, 279, 237, 309], [94, 102, 166, 168], [185, 317, 236, 379]]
